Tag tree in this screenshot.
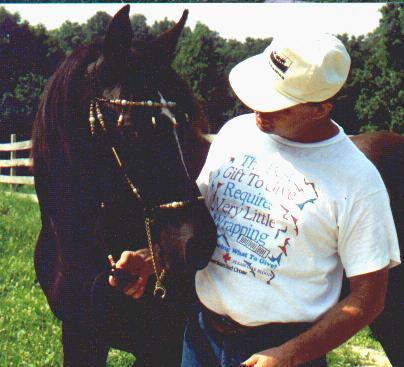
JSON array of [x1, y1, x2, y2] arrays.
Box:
[[330, 34, 371, 134], [1, 5, 402, 138], [216, 37, 273, 124], [0, 6, 20, 24], [150, 18, 176, 38], [84, 11, 112, 44], [354, 3, 403, 133], [173, 23, 225, 132], [379, 3, 403, 72], [0, 8, 43, 93], [131, 14, 151, 41], [0, 72, 47, 139], [0, 7, 63, 140], [51, 20, 86, 54]]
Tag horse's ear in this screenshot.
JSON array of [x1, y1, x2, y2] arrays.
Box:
[[103, 5, 133, 63], [152, 10, 188, 60]]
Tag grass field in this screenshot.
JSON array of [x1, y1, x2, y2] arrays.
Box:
[[0, 185, 390, 367]]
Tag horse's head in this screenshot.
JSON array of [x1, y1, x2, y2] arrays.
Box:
[[86, 6, 197, 202], [33, 5, 216, 297]]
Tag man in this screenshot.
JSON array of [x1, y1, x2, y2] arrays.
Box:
[[180, 33, 401, 367]]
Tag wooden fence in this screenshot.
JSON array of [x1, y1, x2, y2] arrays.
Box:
[[0, 134, 37, 202], [0, 133, 216, 204]]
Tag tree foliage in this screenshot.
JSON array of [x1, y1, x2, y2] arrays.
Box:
[[84, 11, 112, 44], [0, 73, 46, 139], [0, 4, 402, 141], [150, 17, 176, 38], [130, 14, 151, 41], [0, 7, 63, 140], [51, 21, 86, 54], [173, 23, 225, 131], [353, 3, 404, 133]]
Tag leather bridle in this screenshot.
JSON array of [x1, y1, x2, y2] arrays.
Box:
[[89, 97, 204, 298]]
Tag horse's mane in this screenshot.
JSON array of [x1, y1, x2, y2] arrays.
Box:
[[32, 40, 208, 178], [32, 44, 98, 171]]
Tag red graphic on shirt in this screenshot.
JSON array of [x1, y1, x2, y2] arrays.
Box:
[[223, 253, 231, 263], [278, 238, 291, 256]]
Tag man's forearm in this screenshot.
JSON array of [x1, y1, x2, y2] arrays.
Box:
[[281, 268, 388, 366]]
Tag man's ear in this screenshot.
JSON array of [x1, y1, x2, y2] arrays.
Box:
[[312, 101, 333, 120]]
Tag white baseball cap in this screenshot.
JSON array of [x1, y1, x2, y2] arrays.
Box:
[[229, 32, 351, 112]]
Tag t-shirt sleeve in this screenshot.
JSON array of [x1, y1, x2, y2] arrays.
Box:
[[196, 152, 212, 198], [338, 189, 401, 278], [196, 140, 216, 199], [196, 121, 231, 198]]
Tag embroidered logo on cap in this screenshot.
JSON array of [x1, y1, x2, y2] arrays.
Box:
[[269, 51, 292, 79]]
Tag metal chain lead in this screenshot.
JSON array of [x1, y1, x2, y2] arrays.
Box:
[[145, 217, 166, 299]]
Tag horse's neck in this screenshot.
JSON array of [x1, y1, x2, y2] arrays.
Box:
[[184, 132, 210, 181]]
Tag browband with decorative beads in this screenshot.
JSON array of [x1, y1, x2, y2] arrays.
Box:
[[95, 97, 176, 108], [89, 98, 179, 133]]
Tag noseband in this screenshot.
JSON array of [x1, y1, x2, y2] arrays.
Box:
[[89, 97, 204, 298]]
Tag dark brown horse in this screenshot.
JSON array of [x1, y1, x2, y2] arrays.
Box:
[[351, 132, 403, 366], [32, 6, 216, 366]]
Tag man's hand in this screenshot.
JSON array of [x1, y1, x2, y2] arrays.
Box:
[[240, 346, 296, 367], [108, 249, 154, 299], [242, 266, 388, 367]]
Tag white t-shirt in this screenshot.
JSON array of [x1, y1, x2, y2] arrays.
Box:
[[196, 113, 400, 326]]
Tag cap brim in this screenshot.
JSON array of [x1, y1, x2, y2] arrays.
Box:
[[229, 53, 299, 113]]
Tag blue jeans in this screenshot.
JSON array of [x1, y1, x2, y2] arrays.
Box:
[[181, 304, 327, 367]]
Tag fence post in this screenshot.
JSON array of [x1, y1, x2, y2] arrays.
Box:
[[10, 134, 16, 192]]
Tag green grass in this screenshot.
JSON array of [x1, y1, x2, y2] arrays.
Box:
[[13, 184, 37, 195], [0, 186, 389, 366], [0, 186, 134, 366]]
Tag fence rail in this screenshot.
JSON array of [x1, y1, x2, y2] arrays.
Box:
[[0, 158, 33, 168], [0, 134, 36, 202], [0, 133, 216, 203], [0, 139, 32, 152]]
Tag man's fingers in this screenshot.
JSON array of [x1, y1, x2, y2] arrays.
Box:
[[108, 274, 117, 287], [131, 276, 147, 299], [240, 355, 259, 366], [117, 249, 149, 268], [132, 284, 146, 299], [116, 250, 135, 268], [122, 276, 144, 297], [124, 287, 137, 297], [108, 249, 152, 299]]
